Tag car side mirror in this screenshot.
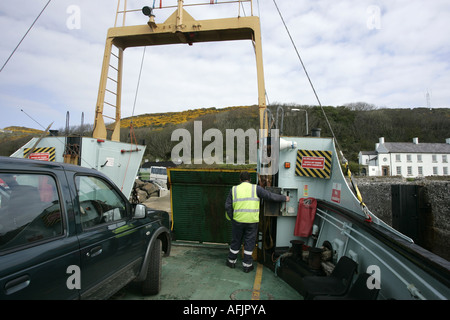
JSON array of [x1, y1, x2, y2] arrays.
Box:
[[133, 204, 147, 219]]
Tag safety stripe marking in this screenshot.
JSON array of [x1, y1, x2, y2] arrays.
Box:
[[24, 147, 56, 161], [295, 149, 332, 179], [251, 263, 264, 300]]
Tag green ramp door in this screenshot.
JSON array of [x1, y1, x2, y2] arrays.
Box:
[[168, 169, 257, 244]]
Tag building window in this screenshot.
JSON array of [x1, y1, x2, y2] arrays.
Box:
[[443, 155, 448, 163], [407, 154, 412, 162], [407, 166, 412, 175], [433, 167, 438, 175], [417, 154, 422, 162], [432, 155, 437, 163], [418, 167, 423, 175], [444, 167, 448, 175], [396, 167, 402, 175], [395, 154, 401, 162]]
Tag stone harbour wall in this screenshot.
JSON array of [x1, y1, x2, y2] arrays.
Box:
[[353, 176, 450, 261]]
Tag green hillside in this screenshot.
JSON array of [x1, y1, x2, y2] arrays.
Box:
[[119, 104, 450, 164], [1, 104, 449, 167]]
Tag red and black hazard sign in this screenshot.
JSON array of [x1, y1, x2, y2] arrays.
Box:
[[295, 149, 332, 179], [24, 147, 56, 162]]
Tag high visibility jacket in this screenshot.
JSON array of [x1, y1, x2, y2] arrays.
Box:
[[231, 182, 260, 223]]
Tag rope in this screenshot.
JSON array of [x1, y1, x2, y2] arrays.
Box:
[[272, 0, 371, 220], [0, 0, 52, 73], [120, 46, 146, 192], [272, 0, 339, 145], [131, 46, 146, 118]]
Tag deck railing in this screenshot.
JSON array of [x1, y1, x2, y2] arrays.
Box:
[[114, 0, 254, 27], [315, 207, 447, 300]]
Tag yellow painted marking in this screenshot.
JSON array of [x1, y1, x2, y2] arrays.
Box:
[[251, 263, 264, 300]]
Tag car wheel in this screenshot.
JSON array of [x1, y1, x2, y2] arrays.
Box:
[[142, 239, 162, 295]]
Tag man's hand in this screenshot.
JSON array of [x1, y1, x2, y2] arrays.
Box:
[[286, 196, 290, 202]]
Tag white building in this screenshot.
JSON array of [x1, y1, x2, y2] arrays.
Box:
[[359, 137, 450, 177]]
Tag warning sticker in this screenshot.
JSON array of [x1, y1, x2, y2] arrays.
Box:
[[331, 183, 341, 203], [29, 152, 50, 161], [105, 157, 115, 167], [24, 147, 56, 161], [295, 149, 332, 179], [301, 156, 325, 169]]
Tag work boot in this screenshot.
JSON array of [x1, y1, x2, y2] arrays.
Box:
[[226, 260, 236, 269], [243, 264, 254, 273]]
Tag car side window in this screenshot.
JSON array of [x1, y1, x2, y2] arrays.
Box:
[[75, 175, 127, 229], [0, 173, 63, 252]]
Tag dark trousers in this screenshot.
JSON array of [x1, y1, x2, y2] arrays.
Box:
[[228, 220, 258, 267]]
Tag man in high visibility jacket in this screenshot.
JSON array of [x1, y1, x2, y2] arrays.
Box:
[[225, 171, 289, 272]]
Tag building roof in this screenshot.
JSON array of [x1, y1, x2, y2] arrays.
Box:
[[380, 142, 450, 154], [359, 151, 377, 155]]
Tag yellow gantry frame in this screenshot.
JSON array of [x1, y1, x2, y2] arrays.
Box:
[[93, 0, 267, 141]]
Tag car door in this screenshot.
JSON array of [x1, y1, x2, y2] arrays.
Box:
[[0, 170, 80, 300], [74, 174, 146, 299]]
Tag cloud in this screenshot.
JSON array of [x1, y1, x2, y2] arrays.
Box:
[[0, 0, 449, 130], [261, 0, 450, 108]]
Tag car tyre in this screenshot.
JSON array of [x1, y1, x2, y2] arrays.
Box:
[[142, 239, 162, 295]]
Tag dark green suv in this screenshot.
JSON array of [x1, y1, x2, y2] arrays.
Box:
[[0, 156, 171, 299]]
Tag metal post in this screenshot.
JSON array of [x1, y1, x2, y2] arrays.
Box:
[[176, 0, 184, 31], [291, 108, 308, 136]]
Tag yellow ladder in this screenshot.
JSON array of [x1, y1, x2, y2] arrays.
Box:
[[93, 0, 264, 142], [92, 38, 123, 141]]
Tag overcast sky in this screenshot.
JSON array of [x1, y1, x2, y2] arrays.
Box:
[[0, 0, 449, 130]]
